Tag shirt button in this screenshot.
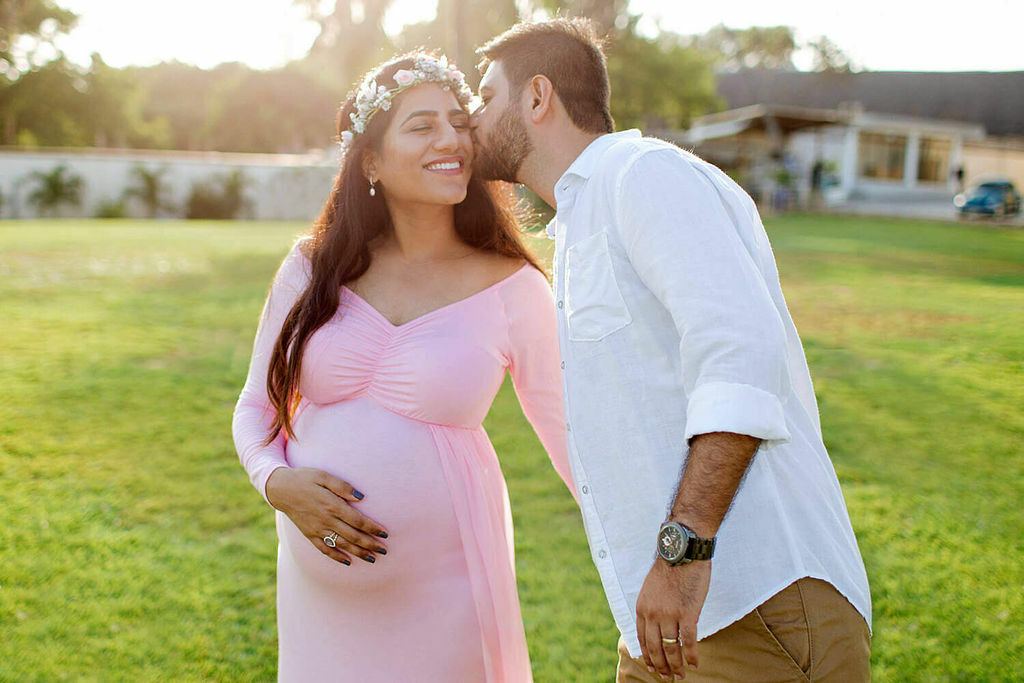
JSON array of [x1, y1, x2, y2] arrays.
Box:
[[581, 485, 589, 494], [560, 361, 565, 369], [598, 549, 607, 559], [566, 422, 572, 432], [557, 300, 564, 309]]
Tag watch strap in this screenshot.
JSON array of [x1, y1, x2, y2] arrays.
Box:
[[684, 536, 716, 561]]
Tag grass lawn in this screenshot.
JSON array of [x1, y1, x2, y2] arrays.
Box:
[[1, 215, 1021, 681]]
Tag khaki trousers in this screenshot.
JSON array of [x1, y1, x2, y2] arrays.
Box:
[[616, 578, 870, 682]]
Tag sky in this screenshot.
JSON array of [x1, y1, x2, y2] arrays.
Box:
[[55, 0, 1024, 73]]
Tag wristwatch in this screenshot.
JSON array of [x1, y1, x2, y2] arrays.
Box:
[[657, 521, 716, 565]]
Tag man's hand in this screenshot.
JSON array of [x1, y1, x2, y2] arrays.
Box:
[[635, 558, 711, 679]]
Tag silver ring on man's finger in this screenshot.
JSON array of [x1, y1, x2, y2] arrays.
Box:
[[324, 531, 339, 548], [661, 636, 680, 645]]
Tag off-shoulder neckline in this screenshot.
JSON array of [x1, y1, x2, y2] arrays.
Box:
[[341, 263, 533, 329]]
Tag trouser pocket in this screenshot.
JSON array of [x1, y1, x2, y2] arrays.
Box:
[[754, 580, 812, 677]]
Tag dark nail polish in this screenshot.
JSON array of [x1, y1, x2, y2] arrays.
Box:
[[363, 554, 375, 563], [376, 548, 387, 555], [341, 559, 351, 566], [352, 489, 364, 500], [378, 531, 388, 539]]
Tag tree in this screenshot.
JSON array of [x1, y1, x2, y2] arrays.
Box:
[[806, 35, 857, 73], [692, 24, 797, 71], [80, 54, 168, 148], [532, 0, 629, 35], [0, 0, 80, 144], [186, 170, 249, 219], [395, 0, 519, 86], [606, 19, 721, 131], [27, 164, 82, 216], [124, 165, 171, 217], [292, 0, 395, 91], [0, 0, 78, 82]]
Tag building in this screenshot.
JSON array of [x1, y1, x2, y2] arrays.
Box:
[[667, 70, 1024, 218]]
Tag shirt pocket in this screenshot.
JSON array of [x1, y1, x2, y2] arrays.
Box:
[[565, 231, 632, 341]]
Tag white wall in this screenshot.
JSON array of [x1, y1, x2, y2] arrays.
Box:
[[0, 147, 340, 220]]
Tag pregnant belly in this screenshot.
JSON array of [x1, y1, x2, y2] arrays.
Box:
[[279, 397, 466, 589]]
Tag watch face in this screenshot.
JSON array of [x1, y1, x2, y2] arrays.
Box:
[[659, 524, 684, 561]]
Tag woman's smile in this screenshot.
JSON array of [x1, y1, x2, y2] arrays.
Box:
[[425, 156, 465, 175]]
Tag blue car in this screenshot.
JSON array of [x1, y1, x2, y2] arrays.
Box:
[[954, 180, 1022, 218]]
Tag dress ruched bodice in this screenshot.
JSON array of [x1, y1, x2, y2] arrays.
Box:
[[300, 278, 522, 429], [232, 240, 573, 682]]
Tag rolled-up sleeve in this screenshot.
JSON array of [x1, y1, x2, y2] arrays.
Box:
[[613, 149, 791, 445]]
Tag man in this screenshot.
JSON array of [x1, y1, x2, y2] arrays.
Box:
[[471, 18, 872, 682]]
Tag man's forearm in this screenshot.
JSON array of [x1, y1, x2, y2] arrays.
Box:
[[669, 431, 761, 539]]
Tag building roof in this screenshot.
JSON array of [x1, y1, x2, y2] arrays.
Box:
[[715, 70, 1024, 137], [681, 103, 984, 146]]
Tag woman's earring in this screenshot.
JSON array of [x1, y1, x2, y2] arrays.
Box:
[[369, 178, 376, 197]]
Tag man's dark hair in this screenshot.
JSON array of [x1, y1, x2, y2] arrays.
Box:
[[477, 17, 614, 134]]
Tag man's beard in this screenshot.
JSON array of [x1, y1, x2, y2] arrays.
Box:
[[474, 105, 533, 183]]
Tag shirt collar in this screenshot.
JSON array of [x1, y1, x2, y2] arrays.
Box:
[[560, 129, 641, 185], [547, 129, 641, 238]]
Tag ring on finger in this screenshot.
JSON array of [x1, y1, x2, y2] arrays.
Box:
[[324, 531, 339, 548], [661, 636, 680, 645]]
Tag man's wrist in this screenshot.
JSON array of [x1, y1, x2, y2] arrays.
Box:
[[667, 515, 717, 540], [657, 521, 716, 565]]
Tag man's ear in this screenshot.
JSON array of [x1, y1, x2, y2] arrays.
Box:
[[525, 74, 555, 124]]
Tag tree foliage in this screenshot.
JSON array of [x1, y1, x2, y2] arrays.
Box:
[[533, 0, 628, 35], [0, 0, 77, 81], [606, 20, 720, 130], [806, 35, 857, 73], [27, 164, 82, 215], [186, 170, 249, 219], [0, 1, 860, 153], [124, 166, 171, 218], [692, 24, 797, 71], [394, 0, 518, 87], [291, 0, 395, 91]]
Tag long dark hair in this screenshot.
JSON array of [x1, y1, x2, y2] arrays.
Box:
[[265, 52, 542, 442]]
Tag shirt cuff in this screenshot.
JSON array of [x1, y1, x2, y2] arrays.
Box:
[[684, 381, 791, 444]]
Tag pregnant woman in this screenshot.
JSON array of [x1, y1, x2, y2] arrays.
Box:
[[232, 53, 572, 681]]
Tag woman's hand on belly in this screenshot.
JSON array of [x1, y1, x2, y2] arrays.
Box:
[[266, 467, 390, 566]]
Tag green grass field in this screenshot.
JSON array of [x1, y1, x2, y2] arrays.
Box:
[[1, 215, 1021, 681]]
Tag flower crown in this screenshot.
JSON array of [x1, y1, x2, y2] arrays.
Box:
[[339, 55, 473, 157]]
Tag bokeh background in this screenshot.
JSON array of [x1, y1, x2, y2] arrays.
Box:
[[2, 1, 1022, 680]]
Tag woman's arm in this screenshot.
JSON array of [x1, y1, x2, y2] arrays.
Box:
[[503, 268, 577, 500], [231, 241, 389, 565], [231, 241, 309, 503]]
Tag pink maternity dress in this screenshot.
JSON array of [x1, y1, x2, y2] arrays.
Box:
[[232, 241, 573, 682]]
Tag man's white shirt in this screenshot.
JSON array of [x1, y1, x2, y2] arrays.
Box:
[[546, 130, 872, 657]]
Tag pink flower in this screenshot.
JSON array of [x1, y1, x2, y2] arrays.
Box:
[[393, 70, 416, 87]]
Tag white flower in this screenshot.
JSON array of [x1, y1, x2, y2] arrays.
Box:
[[394, 69, 416, 87], [342, 55, 469, 151]]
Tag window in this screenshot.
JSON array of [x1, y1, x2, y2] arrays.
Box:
[[859, 132, 906, 180], [918, 137, 951, 183]]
